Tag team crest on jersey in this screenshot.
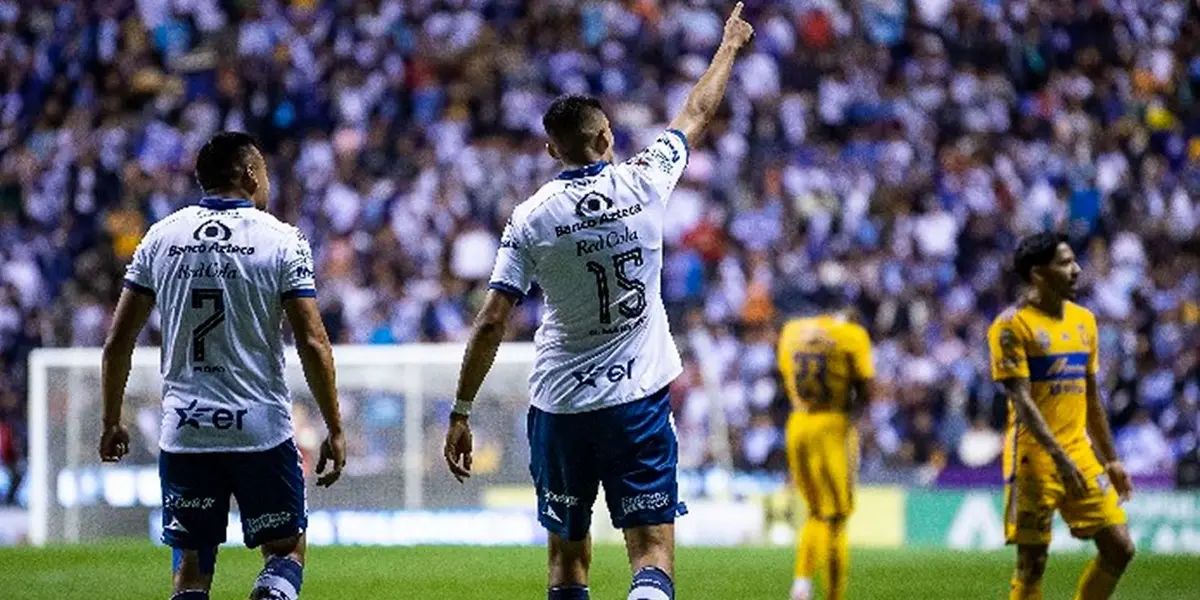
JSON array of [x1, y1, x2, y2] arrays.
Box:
[[574, 192, 614, 218], [193, 219, 232, 242], [1036, 329, 1052, 351]]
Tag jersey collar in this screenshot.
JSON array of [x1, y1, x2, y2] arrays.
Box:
[[557, 161, 609, 180], [198, 196, 254, 210]]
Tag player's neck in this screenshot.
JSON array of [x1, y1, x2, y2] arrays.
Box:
[[1025, 289, 1066, 318], [203, 189, 260, 210]]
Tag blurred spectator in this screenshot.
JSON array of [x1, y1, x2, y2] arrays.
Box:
[[0, 0, 1196, 492], [1118, 410, 1174, 477]]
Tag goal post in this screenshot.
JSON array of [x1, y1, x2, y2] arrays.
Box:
[[26, 343, 537, 546]]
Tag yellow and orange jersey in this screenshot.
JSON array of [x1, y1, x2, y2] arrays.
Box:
[[987, 301, 1099, 478], [777, 315, 874, 414]]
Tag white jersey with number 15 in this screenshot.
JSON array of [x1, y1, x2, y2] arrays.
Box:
[[124, 197, 315, 453], [489, 130, 688, 414]]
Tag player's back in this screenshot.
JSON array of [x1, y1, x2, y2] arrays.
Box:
[[987, 301, 1098, 474], [490, 130, 690, 414], [124, 197, 316, 452], [777, 315, 873, 414]]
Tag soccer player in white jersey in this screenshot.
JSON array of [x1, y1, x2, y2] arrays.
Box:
[[98, 132, 346, 600], [443, 5, 753, 600]]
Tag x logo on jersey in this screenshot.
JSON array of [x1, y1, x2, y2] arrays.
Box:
[[175, 400, 212, 429], [571, 367, 600, 389]]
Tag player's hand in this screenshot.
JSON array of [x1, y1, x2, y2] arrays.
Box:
[[316, 430, 346, 488], [98, 422, 130, 462], [444, 414, 473, 483], [721, 2, 754, 50], [1107, 461, 1134, 502], [1054, 454, 1088, 499]]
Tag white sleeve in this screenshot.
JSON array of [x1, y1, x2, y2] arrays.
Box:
[[618, 129, 690, 202], [488, 216, 534, 298], [280, 227, 317, 300], [123, 237, 156, 297]]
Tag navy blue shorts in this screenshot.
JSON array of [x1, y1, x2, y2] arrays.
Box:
[[159, 439, 307, 549], [527, 387, 686, 541]]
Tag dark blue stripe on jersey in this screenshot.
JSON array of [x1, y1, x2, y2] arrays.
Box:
[[123, 279, 155, 297], [281, 288, 316, 300], [557, 161, 609, 180], [1027, 352, 1090, 382], [199, 197, 253, 210], [488, 281, 525, 299], [666, 128, 690, 157]]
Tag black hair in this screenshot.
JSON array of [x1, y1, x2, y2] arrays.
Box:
[[1013, 232, 1067, 283], [542, 94, 605, 163], [195, 132, 262, 192]]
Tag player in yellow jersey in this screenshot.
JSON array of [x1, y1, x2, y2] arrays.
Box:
[[778, 306, 873, 600], [987, 233, 1135, 600]]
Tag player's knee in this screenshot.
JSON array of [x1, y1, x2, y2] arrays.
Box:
[[1102, 536, 1136, 572], [549, 534, 591, 585]]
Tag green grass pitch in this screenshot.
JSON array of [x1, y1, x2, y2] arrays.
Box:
[[1, 541, 1196, 599]]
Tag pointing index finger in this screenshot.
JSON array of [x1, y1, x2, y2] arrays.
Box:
[[731, 2, 743, 19]]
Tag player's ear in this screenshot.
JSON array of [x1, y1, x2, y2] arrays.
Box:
[[241, 163, 259, 197], [593, 129, 611, 158], [546, 142, 560, 162]]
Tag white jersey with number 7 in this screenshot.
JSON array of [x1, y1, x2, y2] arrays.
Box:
[[489, 129, 688, 414], [123, 197, 316, 453]]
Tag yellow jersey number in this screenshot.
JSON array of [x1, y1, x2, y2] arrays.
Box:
[[793, 351, 830, 409]]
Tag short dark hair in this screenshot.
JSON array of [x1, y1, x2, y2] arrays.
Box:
[[1013, 232, 1067, 282], [195, 132, 261, 192], [542, 94, 605, 162]]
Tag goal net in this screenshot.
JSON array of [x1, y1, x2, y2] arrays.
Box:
[[27, 343, 545, 546]]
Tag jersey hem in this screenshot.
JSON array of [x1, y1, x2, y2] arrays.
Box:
[[158, 432, 294, 454], [281, 288, 316, 300], [488, 280, 526, 300], [666, 128, 690, 158], [530, 368, 681, 414], [123, 279, 155, 297]]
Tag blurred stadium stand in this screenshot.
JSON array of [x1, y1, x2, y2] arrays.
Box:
[[0, 0, 1197, 505]]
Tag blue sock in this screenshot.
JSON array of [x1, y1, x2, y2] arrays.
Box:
[[170, 592, 208, 600], [628, 566, 674, 600], [250, 556, 304, 600], [549, 584, 589, 599]]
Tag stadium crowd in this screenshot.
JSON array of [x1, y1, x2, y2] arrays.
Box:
[[0, 0, 1198, 502]]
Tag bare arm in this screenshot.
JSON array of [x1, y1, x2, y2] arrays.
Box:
[[99, 288, 154, 461], [850, 378, 873, 418], [284, 297, 341, 433], [444, 290, 518, 482], [1085, 374, 1118, 464], [454, 290, 519, 407], [668, 3, 754, 147], [101, 289, 155, 424], [1003, 378, 1070, 460]]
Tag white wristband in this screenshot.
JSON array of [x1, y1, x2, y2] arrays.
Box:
[[451, 399, 473, 417]]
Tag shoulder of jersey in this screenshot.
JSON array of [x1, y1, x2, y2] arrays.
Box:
[[1065, 301, 1096, 321], [993, 304, 1022, 326], [512, 180, 571, 223], [244, 209, 301, 237], [142, 206, 203, 241]]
